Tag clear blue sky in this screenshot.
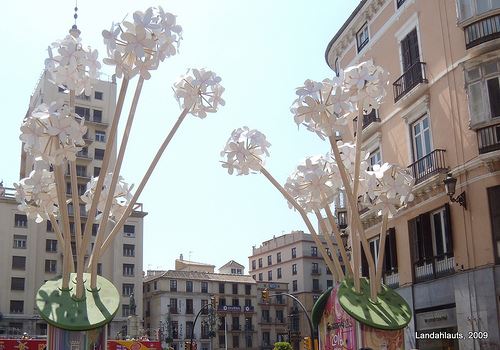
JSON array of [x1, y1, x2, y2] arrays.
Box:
[[1, 1, 359, 272]]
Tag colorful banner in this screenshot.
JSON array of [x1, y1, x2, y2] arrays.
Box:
[[318, 284, 357, 350], [48, 324, 105, 350], [0, 339, 47, 350], [107, 340, 161, 350]]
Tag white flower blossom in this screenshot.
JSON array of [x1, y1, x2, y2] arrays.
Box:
[[220, 127, 271, 175], [174, 68, 225, 118], [45, 34, 100, 95], [103, 6, 183, 80], [20, 102, 87, 165], [344, 61, 388, 113], [14, 159, 58, 223]]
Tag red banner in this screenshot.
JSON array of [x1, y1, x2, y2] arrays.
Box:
[[0, 339, 161, 350], [107, 340, 161, 350], [0, 339, 47, 350]]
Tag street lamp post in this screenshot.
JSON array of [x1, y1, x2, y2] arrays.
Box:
[[190, 297, 217, 350], [262, 289, 315, 349]]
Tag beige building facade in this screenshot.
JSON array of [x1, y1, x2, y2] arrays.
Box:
[[0, 72, 146, 338], [325, 0, 500, 349], [249, 231, 336, 350], [143, 259, 258, 350]]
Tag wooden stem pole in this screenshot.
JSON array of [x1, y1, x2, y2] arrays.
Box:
[[323, 205, 353, 277], [89, 77, 144, 289], [80, 78, 129, 289], [314, 209, 344, 280], [375, 214, 389, 293], [48, 213, 65, 250], [259, 167, 339, 282], [70, 160, 85, 298], [99, 107, 191, 256]]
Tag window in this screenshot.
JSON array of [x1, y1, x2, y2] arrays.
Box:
[[411, 114, 433, 176], [311, 246, 318, 257], [11, 277, 25, 291], [327, 279, 334, 288], [291, 247, 297, 258], [95, 130, 106, 142], [245, 284, 251, 295], [93, 110, 103, 123], [292, 280, 298, 292], [46, 221, 53, 232], [219, 283, 225, 293], [10, 300, 24, 313], [262, 332, 271, 346], [186, 281, 193, 292], [251, 260, 256, 269], [232, 283, 238, 295], [233, 335, 239, 348], [92, 223, 99, 236], [276, 310, 284, 323], [93, 167, 101, 177], [466, 60, 500, 127], [356, 22, 369, 52], [45, 260, 57, 273], [123, 264, 134, 277], [488, 186, 500, 263], [12, 256, 26, 270], [262, 309, 270, 322], [97, 263, 102, 275], [276, 252, 281, 263], [258, 273, 263, 281], [276, 294, 283, 304], [186, 299, 194, 314], [368, 148, 382, 170], [312, 279, 320, 291], [277, 268, 282, 279], [154, 281, 157, 290], [172, 321, 179, 338], [258, 258, 262, 268], [78, 183, 86, 195], [292, 264, 297, 275], [396, 0, 407, 8], [94, 148, 105, 160], [267, 255, 272, 265], [123, 283, 134, 296], [219, 298, 226, 306], [75, 106, 91, 119], [219, 335, 226, 348], [13, 235, 27, 249], [14, 214, 27, 228], [409, 205, 454, 282], [94, 91, 103, 100], [245, 299, 252, 307], [170, 280, 178, 292], [267, 270, 272, 281], [170, 298, 178, 313], [122, 304, 130, 317], [458, 0, 500, 21], [201, 281, 208, 293], [312, 263, 319, 274], [123, 225, 135, 237], [186, 321, 194, 338], [123, 244, 135, 257], [232, 298, 240, 306]]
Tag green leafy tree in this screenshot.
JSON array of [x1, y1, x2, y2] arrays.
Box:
[[273, 341, 293, 350]]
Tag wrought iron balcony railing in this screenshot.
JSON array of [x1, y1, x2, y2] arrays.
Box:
[[465, 14, 500, 49], [477, 122, 500, 154], [407, 149, 447, 184], [413, 254, 455, 283], [393, 61, 428, 102]]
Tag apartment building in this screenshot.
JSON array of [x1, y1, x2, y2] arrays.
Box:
[[325, 0, 500, 349], [0, 71, 146, 338], [249, 231, 336, 350], [143, 258, 258, 350]]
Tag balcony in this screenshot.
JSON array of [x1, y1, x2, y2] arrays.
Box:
[[311, 268, 321, 275], [244, 325, 255, 332], [465, 14, 500, 49], [477, 122, 500, 154], [312, 284, 322, 292], [76, 150, 92, 161], [231, 325, 241, 332], [383, 272, 399, 289], [393, 61, 428, 102], [407, 149, 447, 184], [353, 109, 381, 136], [414, 254, 455, 283]]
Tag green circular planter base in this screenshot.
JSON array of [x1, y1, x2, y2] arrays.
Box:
[[311, 287, 333, 327], [35, 273, 120, 331], [337, 278, 411, 330]]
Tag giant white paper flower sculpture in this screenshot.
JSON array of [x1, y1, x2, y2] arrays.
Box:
[[14, 160, 58, 223], [291, 78, 351, 139], [103, 6, 182, 80], [220, 127, 271, 175], [81, 173, 133, 221], [45, 33, 101, 95], [343, 61, 388, 113], [285, 155, 340, 212], [174, 68, 225, 118], [20, 102, 87, 165]]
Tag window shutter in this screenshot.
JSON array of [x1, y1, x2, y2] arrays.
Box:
[[385, 228, 398, 273], [361, 244, 369, 277], [408, 218, 419, 264], [468, 81, 488, 126], [443, 204, 454, 257], [420, 213, 434, 259]]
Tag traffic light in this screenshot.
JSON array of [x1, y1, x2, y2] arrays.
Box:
[[184, 341, 190, 350], [261, 288, 270, 302], [303, 336, 312, 350]]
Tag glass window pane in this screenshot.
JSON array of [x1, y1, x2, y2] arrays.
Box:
[[469, 81, 488, 124], [466, 67, 481, 82], [459, 0, 474, 20], [477, 0, 491, 14], [487, 78, 500, 118]]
